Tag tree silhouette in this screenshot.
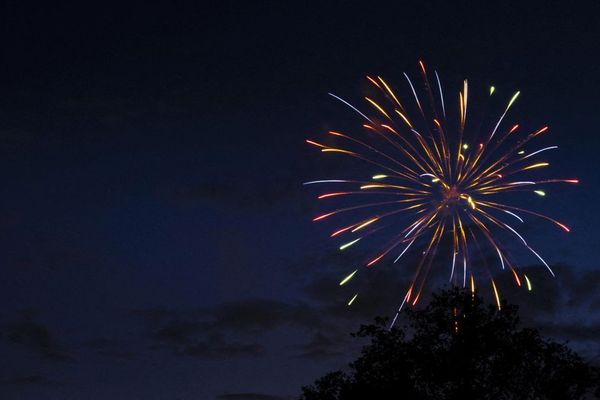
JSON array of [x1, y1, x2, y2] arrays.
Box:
[[300, 288, 599, 400]]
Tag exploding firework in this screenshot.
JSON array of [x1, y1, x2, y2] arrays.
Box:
[[305, 61, 577, 320]]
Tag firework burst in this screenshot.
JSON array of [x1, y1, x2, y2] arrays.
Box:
[[305, 61, 577, 320]]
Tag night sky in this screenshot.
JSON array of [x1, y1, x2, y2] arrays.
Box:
[[1, 2, 599, 399]]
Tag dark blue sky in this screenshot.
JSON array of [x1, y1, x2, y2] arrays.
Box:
[[0, 2, 599, 399]]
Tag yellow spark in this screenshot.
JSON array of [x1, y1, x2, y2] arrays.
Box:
[[394, 109, 413, 128], [378, 76, 403, 109], [459, 92, 464, 125], [491, 280, 501, 310], [340, 238, 361, 250], [507, 90, 520, 110], [470, 275, 475, 294], [523, 162, 549, 171], [524, 274, 532, 291], [347, 293, 358, 306], [365, 97, 391, 119], [339, 269, 358, 286], [360, 184, 410, 190], [467, 196, 476, 209], [490, 86, 495, 95], [352, 218, 379, 232], [462, 143, 469, 150], [372, 174, 387, 180], [518, 150, 525, 155], [534, 190, 546, 196], [322, 148, 356, 156], [318, 192, 347, 199]]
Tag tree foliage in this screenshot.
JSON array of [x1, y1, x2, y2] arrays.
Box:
[[300, 288, 599, 400]]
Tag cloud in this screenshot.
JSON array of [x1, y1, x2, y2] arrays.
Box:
[[496, 263, 600, 319], [0, 374, 61, 387], [136, 311, 266, 359], [294, 332, 346, 360], [135, 255, 600, 366], [131, 245, 441, 362], [536, 321, 600, 343], [216, 393, 289, 400], [301, 255, 417, 321], [84, 337, 137, 360], [133, 291, 352, 362], [297, 250, 600, 360], [1, 319, 72, 362], [210, 299, 321, 332], [134, 279, 380, 362], [171, 333, 264, 358]]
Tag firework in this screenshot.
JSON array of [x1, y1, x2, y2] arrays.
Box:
[[305, 61, 577, 318]]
